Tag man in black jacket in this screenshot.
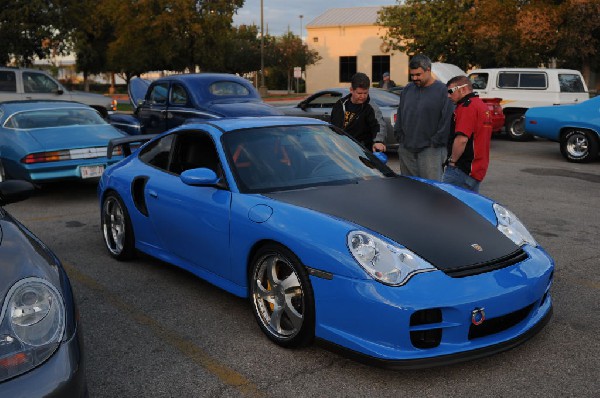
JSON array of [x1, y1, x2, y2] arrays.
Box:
[[330, 72, 380, 149]]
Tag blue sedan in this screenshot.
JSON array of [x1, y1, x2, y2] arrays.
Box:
[[0, 100, 126, 183], [525, 96, 600, 162], [0, 181, 86, 396], [114, 73, 283, 135], [98, 116, 554, 368]]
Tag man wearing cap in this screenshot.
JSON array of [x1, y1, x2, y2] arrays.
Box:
[[378, 72, 396, 90]]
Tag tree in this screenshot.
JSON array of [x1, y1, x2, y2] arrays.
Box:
[[270, 32, 321, 92], [222, 25, 262, 75], [0, 0, 75, 66]]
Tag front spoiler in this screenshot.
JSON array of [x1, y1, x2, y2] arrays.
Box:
[[318, 305, 552, 370]]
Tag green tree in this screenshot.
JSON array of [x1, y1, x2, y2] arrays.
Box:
[[222, 25, 262, 75], [0, 0, 75, 66], [270, 32, 321, 92]]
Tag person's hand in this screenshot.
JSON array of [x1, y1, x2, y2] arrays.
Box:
[[372, 142, 386, 152]]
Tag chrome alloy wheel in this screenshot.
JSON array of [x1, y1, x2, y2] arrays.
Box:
[[565, 132, 589, 158], [252, 253, 305, 340], [102, 196, 126, 256]]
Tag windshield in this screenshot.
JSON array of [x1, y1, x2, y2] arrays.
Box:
[[223, 124, 395, 193], [4, 108, 107, 129], [369, 89, 401, 107]]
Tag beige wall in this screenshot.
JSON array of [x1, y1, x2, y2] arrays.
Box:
[[305, 24, 409, 93]]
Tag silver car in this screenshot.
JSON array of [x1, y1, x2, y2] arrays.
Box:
[[279, 87, 399, 149]]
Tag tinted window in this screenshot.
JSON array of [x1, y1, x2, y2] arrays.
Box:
[[208, 81, 250, 96], [497, 73, 519, 88], [22, 72, 60, 93], [148, 83, 169, 104], [469, 73, 489, 90], [223, 124, 394, 193], [170, 84, 188, 105], [0, 71, 16, 92], [169, 132, 220, 175], [559, 74, 585, 93], [339, 56, 357, 83], [306, 93, 341, 108], [139, 134, 174, 170], [369, 89, 401, 107], [519, 73, 547, 88]]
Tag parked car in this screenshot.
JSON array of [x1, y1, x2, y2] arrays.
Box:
[[0, 180, 87, 396], [468, 68, 589, 140], [0, 67, 114, 117], [279, 88, 399, 149], [524, 96, 600, 163], [0, 100, 126, 183], [112, 73, 283, 135], [99, 116, 553, 368]]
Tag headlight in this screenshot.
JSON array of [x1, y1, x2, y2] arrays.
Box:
[[0, 277, 65, 382], [493, 203, 537, 247], [347, 231, 436, 286]]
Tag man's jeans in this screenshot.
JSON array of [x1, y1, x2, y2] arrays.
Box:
[[397, 145, 446, 181], [442, 165, 481, 193]]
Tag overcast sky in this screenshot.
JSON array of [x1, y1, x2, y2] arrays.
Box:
[[233, 1, 398, 37]]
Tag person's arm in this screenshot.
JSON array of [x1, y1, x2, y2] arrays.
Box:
[[432, 92, 455, 147], [393, 91, 404, 143], [448, 134, 468, 166], [370, 102, 387, 152]]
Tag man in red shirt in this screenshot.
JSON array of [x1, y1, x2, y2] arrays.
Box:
[[443, 76, 493, 193]]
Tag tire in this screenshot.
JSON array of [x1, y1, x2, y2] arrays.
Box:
[[560, 129, 599, 163], [250, 244, 315, 348], [101, 192, 136, 260], [505, 113, 533, 141]]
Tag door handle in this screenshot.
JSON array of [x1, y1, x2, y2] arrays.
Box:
[[148, 190, 158, 198]]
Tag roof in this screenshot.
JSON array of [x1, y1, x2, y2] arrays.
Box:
[[306, 7, 383, 28]]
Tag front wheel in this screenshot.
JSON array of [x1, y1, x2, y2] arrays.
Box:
[[250, 244, 315, 348], [101, 192, 136, 260], [560, 129, 599, 163], [505, 114, 533, 141]]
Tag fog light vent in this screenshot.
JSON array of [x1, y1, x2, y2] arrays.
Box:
[[410, 309, 442, 349]]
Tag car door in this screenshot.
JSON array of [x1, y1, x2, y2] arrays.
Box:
[[21, 71, 68, 101], [137, 82, 170, 134], [143, 130, 232, 279], [164, 82, 199, 131]]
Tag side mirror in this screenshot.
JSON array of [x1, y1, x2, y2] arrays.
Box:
[[0, 181, 35, 206], [180, 168, 220, 186], [299, 102, 308, 110]]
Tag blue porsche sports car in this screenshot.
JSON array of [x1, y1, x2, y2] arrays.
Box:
[[98, 116, 554, 368], [525, 96, 600, 163], [0, 100, 126, 183]]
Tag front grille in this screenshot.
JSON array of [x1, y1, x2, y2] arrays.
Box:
[[445, 249, 529, 278], [468, 303, 534, 340]]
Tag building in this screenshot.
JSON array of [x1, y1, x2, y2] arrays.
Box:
[[305, 6, 408, 93]]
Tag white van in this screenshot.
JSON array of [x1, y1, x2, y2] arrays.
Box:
[[467, 68, 589, 140]]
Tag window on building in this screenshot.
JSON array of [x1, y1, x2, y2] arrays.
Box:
[[339, 56, 357, 83], [372, 56, 390, 85]]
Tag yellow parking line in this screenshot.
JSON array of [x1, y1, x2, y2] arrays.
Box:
[[63, 263, 265, 398]]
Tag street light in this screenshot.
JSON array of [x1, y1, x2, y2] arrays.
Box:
[[299, 15, 303, 40], [259, 0, 267, 96]]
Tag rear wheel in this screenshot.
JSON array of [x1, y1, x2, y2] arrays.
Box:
[[505, 114, 533, 141], [560, 129, 599, 163], [101, 192, 135, 260], [250, 244, 315, 348]]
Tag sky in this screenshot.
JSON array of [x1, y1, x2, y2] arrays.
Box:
[[233, 0, 399, 38]]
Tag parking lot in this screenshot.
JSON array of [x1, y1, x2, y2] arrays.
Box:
[[7, 136, 599, 397]]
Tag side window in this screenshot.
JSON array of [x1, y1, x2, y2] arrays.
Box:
[[170, 84, 188, 105], [497, 73, 519, 88], [22, 72, 60, 93], [169, 132, 220, 175], [469, 73, 488, 90], [208, 81, 250, 96], [148, 83, 169, 104], [0, 71, 17, 92], [339, 56, 357, 83], [559, 74, 585, 93], [139, 134, 175, 170], [519, 73, 547, 89]]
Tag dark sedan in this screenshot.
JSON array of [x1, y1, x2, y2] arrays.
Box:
[[0, 181, 87, 396], [113, 73, 283, 135], [279, 88, 400, 149]]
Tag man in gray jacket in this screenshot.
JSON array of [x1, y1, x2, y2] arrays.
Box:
[[390, 54, 454, 180]]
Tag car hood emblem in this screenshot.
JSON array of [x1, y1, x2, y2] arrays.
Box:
[[471, 243, 483, 252]]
